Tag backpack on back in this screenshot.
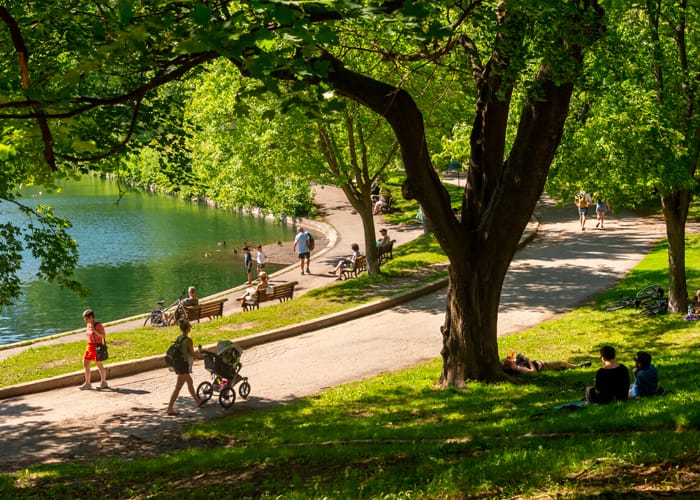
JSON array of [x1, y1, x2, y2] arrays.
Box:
[[165, 335, 188, 372], [307, 233, 315, 251]]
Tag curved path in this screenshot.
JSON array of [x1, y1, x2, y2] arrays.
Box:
[[0, 188, 668, 471]]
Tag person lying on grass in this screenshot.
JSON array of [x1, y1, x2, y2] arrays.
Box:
[[502, 352, 591, 375]]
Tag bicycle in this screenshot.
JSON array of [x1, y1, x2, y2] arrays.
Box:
[[144, 289, 189, 326], [636, 286, 668, 317], [601, 284, 664, 312]]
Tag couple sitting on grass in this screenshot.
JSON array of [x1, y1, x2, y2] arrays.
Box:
[[503, 346, 660, 404]]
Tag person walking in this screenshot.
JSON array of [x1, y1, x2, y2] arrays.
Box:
[[166, 319, 205, 416], [293, 226, 311, 275], [595, 198, 611, 229], [575, 191, 592, 231], [79, 309, 109, 390]]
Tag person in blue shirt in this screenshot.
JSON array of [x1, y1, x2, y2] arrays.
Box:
[[293, 226, 311, 275], [629, 351, 659, 398]]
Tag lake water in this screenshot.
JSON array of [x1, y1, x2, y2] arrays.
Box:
[[0, 176, 294, 345]]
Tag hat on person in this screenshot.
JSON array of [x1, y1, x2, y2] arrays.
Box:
[[379, 228, 387, 233]]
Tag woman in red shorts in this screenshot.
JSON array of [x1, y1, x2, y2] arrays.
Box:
[[79, 309, 109, 390]]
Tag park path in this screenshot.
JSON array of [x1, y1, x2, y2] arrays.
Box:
[[0, 188, 669, 471]]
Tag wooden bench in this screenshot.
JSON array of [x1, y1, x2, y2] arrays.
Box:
[[185, 298, 229, 323], [241, 281, 299, 311], [377, 239, 396, 264], [339, 255, 367, 280]]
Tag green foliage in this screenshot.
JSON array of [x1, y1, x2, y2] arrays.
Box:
[[548, 1, 699, 207]]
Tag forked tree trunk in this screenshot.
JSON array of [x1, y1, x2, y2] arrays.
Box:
[[326, 3, 602, 386]]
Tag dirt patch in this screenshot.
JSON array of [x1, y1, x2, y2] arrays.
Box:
[[248, 241, 297, 266]]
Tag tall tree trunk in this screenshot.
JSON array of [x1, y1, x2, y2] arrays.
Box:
[[339, 184, 382, 273], [661, 190, 690, 313], [325, 2, 603, 386]]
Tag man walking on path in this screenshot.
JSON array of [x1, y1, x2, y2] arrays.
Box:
[[293, 226, 312, 275]]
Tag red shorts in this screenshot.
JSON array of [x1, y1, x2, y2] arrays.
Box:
[[84, 343, 97, 362]]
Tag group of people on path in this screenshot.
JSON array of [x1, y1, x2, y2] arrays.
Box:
[[575, 190, 610, 231], [502, 345, 659, 404]]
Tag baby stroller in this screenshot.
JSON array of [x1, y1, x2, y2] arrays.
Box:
[[197, 340, 251, 408]]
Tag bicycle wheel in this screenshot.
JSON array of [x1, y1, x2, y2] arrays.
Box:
[[219, 386, 236, 408], [640, 299, 668, 317], [239, 380, 251, 399], [636, 284, 661, 300], [143, 315, 152, 326], [602, 299, 631, 311], [197, 381, 213, 403], [174, 304, 188, 323]]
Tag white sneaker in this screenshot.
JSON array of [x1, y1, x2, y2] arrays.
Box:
[[79, 382, 92, 390], [98, 381, 109, 389]]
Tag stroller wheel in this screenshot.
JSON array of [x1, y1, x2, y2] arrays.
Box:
[[239, 380, 251, 399], [219, 386, 236, 408], [197, 381, 213, 403]]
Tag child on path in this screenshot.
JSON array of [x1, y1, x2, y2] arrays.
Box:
[[256, 244, 266, 277], [243, 246, 253, 284]]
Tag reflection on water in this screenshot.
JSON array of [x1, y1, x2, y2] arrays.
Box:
[[0, 176, 294, 344]]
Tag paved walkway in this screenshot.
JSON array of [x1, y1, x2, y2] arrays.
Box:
[[0, 185, 424, 361], [0, 187, 670, 471]]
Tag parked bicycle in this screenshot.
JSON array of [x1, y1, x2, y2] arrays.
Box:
[[638, 296, 669, 317], [144, 289, 189, 326], [602, 284, 665, 313]]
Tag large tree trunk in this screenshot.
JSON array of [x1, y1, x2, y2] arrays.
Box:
[[661, 189, 690, 313], [326, 2, 603, 386]]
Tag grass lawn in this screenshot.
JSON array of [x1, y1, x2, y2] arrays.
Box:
[[2, 230, 700, 497]]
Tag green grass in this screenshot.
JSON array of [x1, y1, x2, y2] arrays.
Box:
[[4, 231, 700, 497], [381, 175, 463, 226], [0, 233, 448, 388]]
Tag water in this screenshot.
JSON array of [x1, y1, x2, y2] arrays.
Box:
[[0, 176, 294, 345]]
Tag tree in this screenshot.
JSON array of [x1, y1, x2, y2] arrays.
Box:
[[548, 0, 699, 313], [0, 1, 604, 386]]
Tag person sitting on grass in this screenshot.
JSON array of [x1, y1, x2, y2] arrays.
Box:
[[585, 345, 630, 404], [502, 352, 591, 375], [629, 351, 659, 399], [329, 243, 361, 278]]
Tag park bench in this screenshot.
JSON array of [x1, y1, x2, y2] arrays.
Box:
[[185, 298, 229, 323], [241, 281, 299, 311], [377, 239, 396, 264], [339, 255, 367, 280]]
